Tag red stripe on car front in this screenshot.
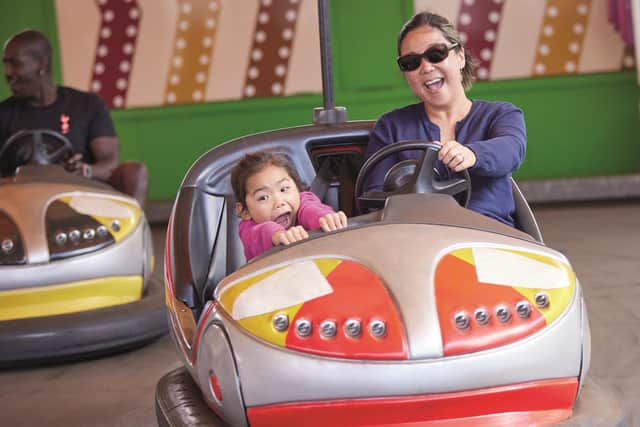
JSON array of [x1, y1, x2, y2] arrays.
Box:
[[247, 377, 578, 427]]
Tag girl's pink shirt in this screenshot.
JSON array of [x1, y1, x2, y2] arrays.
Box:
[[238, 191, 335, 261]]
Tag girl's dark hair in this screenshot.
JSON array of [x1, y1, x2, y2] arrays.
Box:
[[230, 151, 305, 209], [397, 11, 475, 90]]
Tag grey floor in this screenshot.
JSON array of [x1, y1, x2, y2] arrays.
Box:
[[1, 201, 638, 427]]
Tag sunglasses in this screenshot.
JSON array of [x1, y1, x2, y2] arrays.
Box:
[[397, 42, 459, 72]]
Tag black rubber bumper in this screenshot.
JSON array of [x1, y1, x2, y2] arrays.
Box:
[[0, 278, 167, 366], [155, 367, 631, 427], [156, 367, 230, 427]]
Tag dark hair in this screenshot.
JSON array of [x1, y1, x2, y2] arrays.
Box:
[[6, 29, 53, 73], [230, 151, 305, 209], [397, 12, 475, 89]]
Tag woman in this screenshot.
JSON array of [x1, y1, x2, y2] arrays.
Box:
[[364, 12, 526, 227]]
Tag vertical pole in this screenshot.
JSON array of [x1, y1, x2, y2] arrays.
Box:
[[313, 0, 347, 124]]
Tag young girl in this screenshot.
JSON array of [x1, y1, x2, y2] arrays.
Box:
[[231, 151, 348, 261]]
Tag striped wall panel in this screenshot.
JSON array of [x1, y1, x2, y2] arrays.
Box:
[[242, 0, 302, 98], [164, 0, 221, 105], [89, 0, 142, 109]]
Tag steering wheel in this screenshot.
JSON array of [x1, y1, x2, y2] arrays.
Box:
[[354, 141, 471, 211], [0, 129, 74, 177]]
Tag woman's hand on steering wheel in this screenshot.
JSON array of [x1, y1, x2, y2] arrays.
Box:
[[436, 140, 476, 173]]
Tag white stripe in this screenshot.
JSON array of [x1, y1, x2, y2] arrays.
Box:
[[472, 247, 570, 289], [231, 261, 333, 320]]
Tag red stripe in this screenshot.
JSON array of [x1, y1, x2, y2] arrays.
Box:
[[247, 378, 577, 427]]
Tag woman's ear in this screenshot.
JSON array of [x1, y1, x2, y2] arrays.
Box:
[[457, 46, 466, 70], [235, 202, 252, 220]]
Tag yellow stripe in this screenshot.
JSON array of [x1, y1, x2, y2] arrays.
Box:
[[514, 261, 576, 324], [218, 268, 283, 314], [238, 303, 303, 347], [58, 196, 141, 242], [451, 248, 474, 265], [0, 276, 143, 321]]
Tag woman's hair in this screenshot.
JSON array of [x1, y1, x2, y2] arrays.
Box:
[[397, 11, 475, 90], [230, 151, 304, 209]]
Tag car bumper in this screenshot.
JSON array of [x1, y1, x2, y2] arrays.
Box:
[[156, 367, 629, 427], [0, 277, 167, 366]]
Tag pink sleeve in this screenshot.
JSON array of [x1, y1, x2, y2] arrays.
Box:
[[296, 191, 336, 230], [238, 219, 284, 261]]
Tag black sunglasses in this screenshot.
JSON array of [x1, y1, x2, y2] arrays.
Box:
[[397, 42, 459, 72]]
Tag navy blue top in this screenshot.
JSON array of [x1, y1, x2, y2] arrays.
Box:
[[364, 100, 526, 226]]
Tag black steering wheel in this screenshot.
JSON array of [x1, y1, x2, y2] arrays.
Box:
[[0, 129, 74, 177], [354, 140, 471, 211]]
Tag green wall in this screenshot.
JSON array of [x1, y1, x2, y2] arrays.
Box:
[[2, 0, 639, 201]]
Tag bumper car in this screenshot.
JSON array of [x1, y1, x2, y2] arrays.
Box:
[[0, 129, 167, 365], [156, 1, 627, 425]]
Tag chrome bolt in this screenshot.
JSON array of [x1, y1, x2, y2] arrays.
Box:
[[295, 319, 312, 338], [1, 239, 14, 254], [344, 319, 362, 338], [111, 220, 121, 232], [369, 319, 387, 338], [535, 292, 550, 309], [320, 320, 337, 338], [82, 228, 96, 240], [496, 305, 511, 323], [516, 301, 532, 319], [272, 313, 289, 332], [54, 232, 67, 245], [474, 308, 490, 325], [68, 229, 81, 243], [454, 311, 470, 330], [96, 225, 109, 238]]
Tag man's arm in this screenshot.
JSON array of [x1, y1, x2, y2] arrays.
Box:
[[64, 136, 118, 181]]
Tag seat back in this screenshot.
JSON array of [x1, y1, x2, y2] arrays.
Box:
[[512, 178, 543, 243]]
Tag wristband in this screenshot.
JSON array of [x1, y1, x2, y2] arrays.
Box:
[[83, 164, 92, 179]]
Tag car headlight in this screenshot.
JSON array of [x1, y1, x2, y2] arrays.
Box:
[[216, 258, 408, 360], [46, 195, 140, 261], [0, 210, 25, 265], [435, 245, 576, 356]]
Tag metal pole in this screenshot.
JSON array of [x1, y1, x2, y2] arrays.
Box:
[[313, 0, 347, 124], [318, 0, 334, 110]]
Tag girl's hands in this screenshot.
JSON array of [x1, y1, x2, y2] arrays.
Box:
[[272, 211, 348, 247], [319, 211, 348, 232], [272, 226, 309, 246]]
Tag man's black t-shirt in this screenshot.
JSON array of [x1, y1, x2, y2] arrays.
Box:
[[0, 86, 116, 168]]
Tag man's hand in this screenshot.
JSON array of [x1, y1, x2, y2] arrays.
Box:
[[64, 153, 92, 178], [272, 226, 309, 246], [319, 211, 348, 232]]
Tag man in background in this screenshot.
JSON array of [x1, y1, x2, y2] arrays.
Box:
[[0, 29, 148, 207]]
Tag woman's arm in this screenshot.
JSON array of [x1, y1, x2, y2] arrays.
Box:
[[465, 105, 527, 177]]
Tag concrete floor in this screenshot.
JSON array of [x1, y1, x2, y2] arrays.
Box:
[[1, 201, 638, 427]]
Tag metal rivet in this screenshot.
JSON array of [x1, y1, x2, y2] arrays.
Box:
[[344, 319, 362, 338], [68, 229, 81, 243], [320, 320, 337, 338], [55, 232, 67, 245], [272, 313, 289, 332], [295, 319, 312, 337], [111, 220, 121, 232], [82, 228, 96, 240], [454, 311, 470, 330], [496, 305, 511, 323], [535, 292, 550, 309], [369, 319, 387, 338], [1, 239, 14, 254], [474, 308, 490, 325], [516, 301, 532, 319], [96, 225, 109, 238]]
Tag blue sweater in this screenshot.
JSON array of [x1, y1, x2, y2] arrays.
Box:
[[364, 100, 527, 226]]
